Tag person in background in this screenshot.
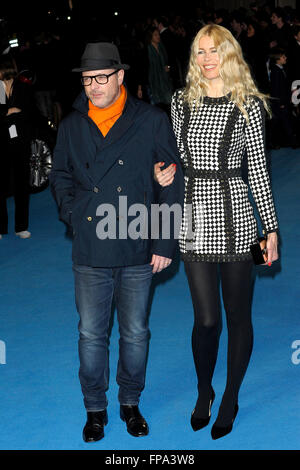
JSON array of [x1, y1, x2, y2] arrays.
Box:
[[269, 48, 298, 148], [287, 25, 300, 88], [270, 7, 293, 50], [0, 57, 34, 240], [230, 10, 248, 49], [288, 25, 300, 127], [243, 19, 270, 93], [153, 16, 181, 89], [146, 27, 173, 115], [214, 9, 231, 30]]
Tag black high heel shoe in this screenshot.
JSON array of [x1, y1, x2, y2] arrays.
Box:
[[190, 389, 215, 432], [211, 403, 239, 440]]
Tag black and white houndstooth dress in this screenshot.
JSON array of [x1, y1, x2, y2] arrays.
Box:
[[171, 90, 279, 263]]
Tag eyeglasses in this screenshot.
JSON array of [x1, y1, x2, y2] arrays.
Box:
[[81, 70, 119, 86]]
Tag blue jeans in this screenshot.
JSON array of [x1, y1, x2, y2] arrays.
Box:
[[73, 263, 153, 411]]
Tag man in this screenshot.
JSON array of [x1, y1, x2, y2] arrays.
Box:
[[270, 7, 293, 50], [269, 48, 298, 148], [153, 15, 184, 90], [50, 42, 184, 443], [230, 10, 247, 49], [153, 15, 174, 53]]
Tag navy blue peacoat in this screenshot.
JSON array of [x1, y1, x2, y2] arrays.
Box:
[[50, 90, 184, 267]]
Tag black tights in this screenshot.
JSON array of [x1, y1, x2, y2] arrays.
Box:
[[184, 260, 254, 426]]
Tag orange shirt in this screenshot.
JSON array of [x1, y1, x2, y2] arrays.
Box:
[[88, 84, 127, 137]]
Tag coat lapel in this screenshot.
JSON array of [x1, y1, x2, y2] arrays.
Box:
[[98, 96, 136, 151], [83, 95, 138, 186], [73, 92, 138, 186]]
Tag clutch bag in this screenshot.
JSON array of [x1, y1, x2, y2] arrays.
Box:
[[250, 236, 267, 265]]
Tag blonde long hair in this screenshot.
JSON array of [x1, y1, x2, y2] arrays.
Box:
[[183, 24, 270, 120]]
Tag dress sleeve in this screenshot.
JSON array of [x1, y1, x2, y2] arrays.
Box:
[[150, 109, 185, 259], [245, 98, 279, 234], [171, 90, 188, 168]]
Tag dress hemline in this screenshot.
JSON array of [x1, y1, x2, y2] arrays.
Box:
[[181, 251, 253, 263]]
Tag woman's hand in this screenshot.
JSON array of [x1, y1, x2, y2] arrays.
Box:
[[265, 232, 279, 266], [154, 162, 176, 187]]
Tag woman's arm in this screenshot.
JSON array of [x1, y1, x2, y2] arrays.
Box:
[[154, 161, 176, 186], [245, 98, 279, 264], [266, 231, 278, 265], [170, 90, 188, 167]]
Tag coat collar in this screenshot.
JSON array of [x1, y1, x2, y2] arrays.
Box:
[[73, 86, 138, 150], [72, 88, 140, 187]]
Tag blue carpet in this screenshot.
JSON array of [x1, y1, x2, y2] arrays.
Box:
[[0, 148, 299, 450]]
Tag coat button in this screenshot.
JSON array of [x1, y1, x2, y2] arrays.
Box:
[[87, 216, 92, 221], [118, 159, 124, 165], [117, 186, 122, 192], [93, 187, 99, 193]]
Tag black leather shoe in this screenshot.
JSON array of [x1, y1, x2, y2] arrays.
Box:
[[191, 389, 215, 432], [120, 405, 149, 437], [83, 410, 108, 442], [211, 404, 239, 440]]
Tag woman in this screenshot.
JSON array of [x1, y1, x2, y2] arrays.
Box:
[[243, 19, 270, 94], [154, 24, 279, 439], [0, 57, 34, 239], [146, 27, 173, 113]]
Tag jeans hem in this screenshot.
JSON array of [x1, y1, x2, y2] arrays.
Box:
[[86, 408, 106, 412], [119, 401, 140, 406]]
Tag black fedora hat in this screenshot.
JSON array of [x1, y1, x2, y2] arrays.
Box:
[[72, 42, 130, 72]]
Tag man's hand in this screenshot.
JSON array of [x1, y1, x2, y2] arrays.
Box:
[[137, 84, 143, 99], [150, 254, 172, 273], [7, 107, 21, 115]]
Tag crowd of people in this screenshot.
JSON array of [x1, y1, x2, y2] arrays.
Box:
[[0, 4, 299, 240], [121, 4, 300, 149], [1, 4, 299, 148]]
